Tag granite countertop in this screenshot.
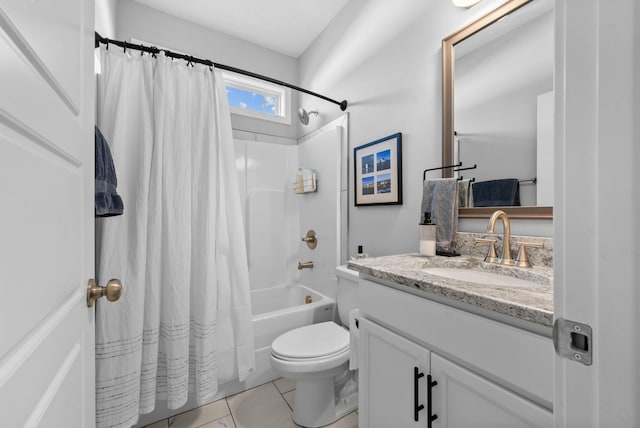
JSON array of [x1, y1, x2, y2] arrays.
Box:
[[348, 253, 553, 327]]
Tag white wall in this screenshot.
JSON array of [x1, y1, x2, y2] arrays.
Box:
[[95, 0, 118, 38], [536, 91, 554, 206], [456, 11, 553, 206], [114, 0, 299, 139], [299, 0, 554, 257]]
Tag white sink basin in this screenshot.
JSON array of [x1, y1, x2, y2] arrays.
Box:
[[422, 267, 543, 288]]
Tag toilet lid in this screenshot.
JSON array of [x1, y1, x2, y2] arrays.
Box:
[[272, 322, 349, 359]]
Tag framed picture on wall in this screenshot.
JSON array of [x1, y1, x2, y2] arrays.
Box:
[[354, 133, 402, 206]]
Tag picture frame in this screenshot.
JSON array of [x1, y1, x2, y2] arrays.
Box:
[[354, 132, 402, 206]]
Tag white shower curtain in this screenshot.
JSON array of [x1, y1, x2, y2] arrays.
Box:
[[95, 46, 255, 428]]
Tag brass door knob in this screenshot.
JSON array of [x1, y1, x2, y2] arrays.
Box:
[[87, 278, 122, 307]]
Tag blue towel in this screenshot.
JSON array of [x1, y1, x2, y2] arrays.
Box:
[[95, 126, 124, 217], [471, 179, 520, 207]]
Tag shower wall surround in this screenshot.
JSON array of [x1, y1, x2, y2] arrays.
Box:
[[233, 116, 348, 300], [234, 136, 300, 291], [296, 123, 347, 299]]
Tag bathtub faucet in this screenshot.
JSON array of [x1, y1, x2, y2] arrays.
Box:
[[298, 261, 314, 270]]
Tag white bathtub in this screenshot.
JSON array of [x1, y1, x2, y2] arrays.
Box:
[[135, 284, 334, 426], [251, 284, 336, 362], [223, 284, 335, 391]]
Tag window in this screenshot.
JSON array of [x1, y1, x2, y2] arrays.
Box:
[[222, 71, 291, 124], [131, 39, 291, 124]]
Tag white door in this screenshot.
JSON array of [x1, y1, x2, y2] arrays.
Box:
[[430, 353, 552, 428], [359, 318, 431, 428], [554, 1, 640, 426], [0, 1, 96, 427]]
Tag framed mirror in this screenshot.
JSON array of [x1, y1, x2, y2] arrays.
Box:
[[442, 0, 553, 219]]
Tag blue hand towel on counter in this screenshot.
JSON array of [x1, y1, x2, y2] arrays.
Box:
[[421, 178, 459, 252], [471, 178, 520, 207], [95, 126, 124, 217]]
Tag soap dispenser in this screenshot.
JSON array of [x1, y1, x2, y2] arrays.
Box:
[[419, 212, 436, 256]]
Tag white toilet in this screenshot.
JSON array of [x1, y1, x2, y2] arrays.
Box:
[[270, 265, 359, 427]]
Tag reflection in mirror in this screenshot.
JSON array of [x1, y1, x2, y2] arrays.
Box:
[[442, 0, 554, 218]]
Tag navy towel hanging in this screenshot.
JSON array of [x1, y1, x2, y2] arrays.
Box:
[[95, 126, 124, 217]]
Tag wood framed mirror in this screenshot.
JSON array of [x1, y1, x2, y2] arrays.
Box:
[[442, 0, 553, 219]]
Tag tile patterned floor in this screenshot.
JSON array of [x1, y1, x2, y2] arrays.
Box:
[[143, 378, 358, 428]]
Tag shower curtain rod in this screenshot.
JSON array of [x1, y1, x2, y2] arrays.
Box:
[[95, 32, 348, 111]]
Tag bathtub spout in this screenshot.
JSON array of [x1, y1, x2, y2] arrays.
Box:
[[298, 261, 314, 270]]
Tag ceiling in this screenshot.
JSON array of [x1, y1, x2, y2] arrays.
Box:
[[130, 0, 350, 58]]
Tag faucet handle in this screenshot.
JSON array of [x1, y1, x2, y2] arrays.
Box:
[[475, 238, 499, 263], [514, 242, 544, 268]]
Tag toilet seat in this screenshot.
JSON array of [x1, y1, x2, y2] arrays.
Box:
[[272, 347, 350, 363], [271, 321, 349, 360]]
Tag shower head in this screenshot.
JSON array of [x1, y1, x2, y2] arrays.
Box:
[[298, 107, 319, 125]]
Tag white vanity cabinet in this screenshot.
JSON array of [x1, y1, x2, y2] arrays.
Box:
[[359, 318, 431, 427], [358, 278, 553, 428], [430, 353, 552, 427]]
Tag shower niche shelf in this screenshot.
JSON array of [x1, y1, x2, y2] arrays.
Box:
[[293, 168, 317, 194], [294, 180, 318, 194]]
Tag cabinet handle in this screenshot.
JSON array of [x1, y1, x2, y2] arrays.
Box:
[[414, 367, 425, 421], [427, 374, 439, 427]]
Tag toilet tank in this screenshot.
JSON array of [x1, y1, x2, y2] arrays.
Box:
[[335, 265, 359, 325]]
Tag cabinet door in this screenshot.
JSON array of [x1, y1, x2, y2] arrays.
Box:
[[359, 318, 431, 428], [431, 353, 552, 428]]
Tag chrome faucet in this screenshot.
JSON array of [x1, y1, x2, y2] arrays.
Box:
[[486, 210, 513, 265]]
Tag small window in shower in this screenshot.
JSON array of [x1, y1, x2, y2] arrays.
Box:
[[222, 71, 291, 125], [129, 40, 291, 125]]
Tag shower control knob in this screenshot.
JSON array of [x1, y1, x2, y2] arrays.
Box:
[[301, 230, 318, 249], [87, 278, 123, 307]]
